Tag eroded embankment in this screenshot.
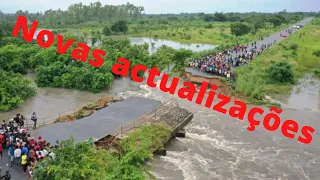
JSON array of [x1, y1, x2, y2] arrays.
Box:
[[95, 101, 193, 151], [55, 96, 124, 122]]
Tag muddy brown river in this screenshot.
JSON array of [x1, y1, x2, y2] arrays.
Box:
[[1, 17, 319, 178], [1, 74, 319, 180], [124, 78, 320, 180]]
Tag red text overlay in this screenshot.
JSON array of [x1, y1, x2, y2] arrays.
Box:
[[13, 15, 315, 144]]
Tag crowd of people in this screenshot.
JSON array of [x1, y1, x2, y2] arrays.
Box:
[[185, 26, 299, 79], [1, 113, 57, 179], [187, 39, 277, 78]]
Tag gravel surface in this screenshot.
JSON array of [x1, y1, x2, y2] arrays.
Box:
[[161, 107, 192, 128]]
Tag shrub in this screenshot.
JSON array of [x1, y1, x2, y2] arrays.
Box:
[[314, 70, 320, 78], [267, 62, 294, 84], [33, 124, 171, 180], [289, 43, 299, 51], [204, 24, 213, 29], [312, 50, 320, 57], [103, 26, 112, 36], [185, 34, 192, 40]]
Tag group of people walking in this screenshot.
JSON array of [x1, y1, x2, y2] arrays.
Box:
[[187, 26, 299, 78], [187, 40, 276, 78], [1, 112, 57, 179]]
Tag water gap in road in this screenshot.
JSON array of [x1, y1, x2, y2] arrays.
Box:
[[5, 19, 319, 179], [122, 79, 320, 180], [1, 73, 319, 179], [271, 74, 320, 112]]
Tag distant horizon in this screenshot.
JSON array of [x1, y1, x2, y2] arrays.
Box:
[[2, 11, 319, 15], [1, 0, 319, 14]]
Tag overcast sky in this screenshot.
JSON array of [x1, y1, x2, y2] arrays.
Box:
[[1, 0, 319, 14]]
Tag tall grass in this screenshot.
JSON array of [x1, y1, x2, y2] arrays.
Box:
[[235, 18, 320, 99]]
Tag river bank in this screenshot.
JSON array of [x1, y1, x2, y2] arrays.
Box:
[[121, 78, 320, 180], [1, 73, 319, 179], [234, 18, 319, 104], [0, 72, 140, 122]]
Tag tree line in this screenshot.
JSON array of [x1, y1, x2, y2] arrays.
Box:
[[0, 20, 192, 111], [0, 1, 144, 27]]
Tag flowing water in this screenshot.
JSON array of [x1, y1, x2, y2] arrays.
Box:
[[271, 74, 320, 112], [1, 72, 320, 179], [0, 71, 140, 121], [4, 28, 320, 179], [121, 78, 320, 180]]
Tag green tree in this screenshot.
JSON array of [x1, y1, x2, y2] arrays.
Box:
[[111, 20, 128, 34], [213, 12, 228, 22], [203, 14, 214, 22], [0, 70, 36, 111], [269, 16, 283, 27], [267, 62, 294, 84], [96, 30, 101, 42], [173, 49, 193, 71], [103, 26, 112, 36], [312, 50, 320, 57], [252, 21, 265, 34], [33, 124, 170, 180], [91, 30, 97, 47], [230, 22, 251, 37], [0, 21, 13, 40], [33, 137, 111, 180]]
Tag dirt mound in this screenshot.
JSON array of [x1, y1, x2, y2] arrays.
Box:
[[94, 97, 114, 110], [56, 115, 74, 122], [55, 96, 124, 123]]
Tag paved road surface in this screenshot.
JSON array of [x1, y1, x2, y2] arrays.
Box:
[[0, 154, 27, 180], [1, 18, 313, 180], [185, 17, 313, 78], [0, 97, 161, 179]]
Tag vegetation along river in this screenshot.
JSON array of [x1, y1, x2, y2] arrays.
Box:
[[125, 79, 320, 180], [0, 38, 319, 180], [0, 37, 216, 121]]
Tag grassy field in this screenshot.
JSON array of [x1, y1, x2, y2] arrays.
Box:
[[235, 18, 320, 101], [128, 22, 294, 45], [48, 20, 298, 46]]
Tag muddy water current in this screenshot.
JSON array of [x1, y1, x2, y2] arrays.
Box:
[[271, 74, 320, 112], [123, 78, 320, 180], [1, 74, 320, 180], [0, 72, 140, 121]]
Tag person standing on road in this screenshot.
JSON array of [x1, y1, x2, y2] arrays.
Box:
[[2, 171, 11, 180], [0, 143, 3, 159], [31, 112, 37, 129], [0, 132, 5, 150], [8, 145, 14, 167], [14, 145, 21, 166], [21, 152, 28, 173], [19, 115, 25, 128]]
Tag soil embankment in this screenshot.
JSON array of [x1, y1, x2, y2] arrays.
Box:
[[56, 96, 124, 122]]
